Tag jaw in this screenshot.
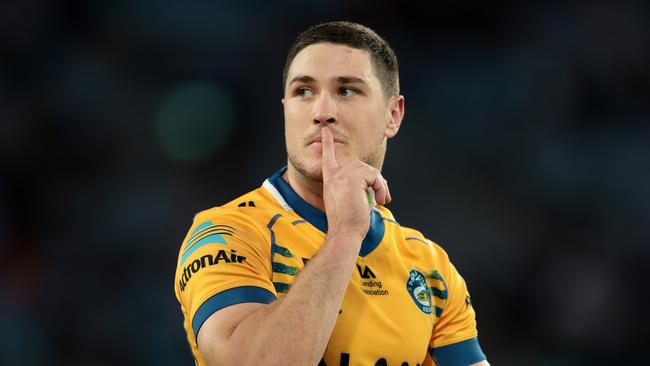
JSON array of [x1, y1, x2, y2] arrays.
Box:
[[285, 132, 388, 182], [287, 152, 324, 183]]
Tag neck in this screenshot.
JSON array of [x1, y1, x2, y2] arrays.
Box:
[[283, 165, 326, 212]]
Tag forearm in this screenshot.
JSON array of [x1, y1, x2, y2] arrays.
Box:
[[218, 230, 363, 366]]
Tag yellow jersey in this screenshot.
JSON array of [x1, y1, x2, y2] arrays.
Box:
[[174, 168, 487, 366]]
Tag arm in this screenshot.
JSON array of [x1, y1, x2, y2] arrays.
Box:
[[197, 127, 390, 366], [471, 361, 490, 366], [198, 229, 364, 366], [428, 252, 488, 366]]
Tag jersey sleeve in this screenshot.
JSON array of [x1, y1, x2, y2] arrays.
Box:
[[429, 254, 486, 365], [174, 209, 277, 340]]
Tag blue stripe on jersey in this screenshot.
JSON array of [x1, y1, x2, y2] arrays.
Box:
[[267, 213, 284, 266], [272, 243, 293, 258], [382, 217, 399, 225], [359, 210, 384, 256], [268, 167, 385, 257], [273, 282, 290, 293], [431, 287, 448, 300], [192, 286, 276, 338], [405, 236, 429, 246], [435, 306, 444, 317], [272, 262, 298, 276], [180, 233, 227, 266], [266, 214, 282, 246], [430, 337, 486, 366]]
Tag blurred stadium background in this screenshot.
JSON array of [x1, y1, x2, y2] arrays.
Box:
[[1, 1, 649, 365]]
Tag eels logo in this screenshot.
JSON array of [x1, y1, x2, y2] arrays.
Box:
[[406, 269, 432, 314]]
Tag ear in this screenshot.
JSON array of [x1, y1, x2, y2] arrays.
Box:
[[281, 98, 285, 106], [385, 95, 405, 139]]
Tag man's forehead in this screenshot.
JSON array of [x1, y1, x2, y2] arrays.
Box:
[[287, 43, 375, 83]]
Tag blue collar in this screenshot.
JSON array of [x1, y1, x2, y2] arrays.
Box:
[[268, 167, 384, 257]]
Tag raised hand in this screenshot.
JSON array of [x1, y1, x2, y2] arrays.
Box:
[[320, 127, 391, 239]]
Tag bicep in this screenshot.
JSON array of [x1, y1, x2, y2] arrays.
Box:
[[197, 302, 267, 366], [176, 213, 278, 364]]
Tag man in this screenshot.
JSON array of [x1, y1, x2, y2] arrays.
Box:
[[174, 21, 489, 366]]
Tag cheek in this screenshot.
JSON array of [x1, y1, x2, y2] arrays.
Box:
[[284, 126, 309, 159], [284, 109, 301, 139], [284, 99, 308, 120], [285, 104, 308, 128], [352, 114, 385, 144], [284, 126, 300, 151]]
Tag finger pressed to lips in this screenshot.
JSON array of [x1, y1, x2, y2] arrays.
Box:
[[320, 127, 338, 181], [306, 129, 346, 146], [320, 128, 391, 206]]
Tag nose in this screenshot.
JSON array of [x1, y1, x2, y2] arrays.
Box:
[[312, 92, 337, 124]]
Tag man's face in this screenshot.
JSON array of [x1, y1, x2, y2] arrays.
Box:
[[283, 43, 402, 183]]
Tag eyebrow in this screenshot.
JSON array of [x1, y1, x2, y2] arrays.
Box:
[[288, 75, 316, 85], [335, 76, 367, 85], [288, 75, 369, 86]]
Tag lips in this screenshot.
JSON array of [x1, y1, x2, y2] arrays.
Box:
[[309, 139, 344, 144], [306, 135, 346, 146]]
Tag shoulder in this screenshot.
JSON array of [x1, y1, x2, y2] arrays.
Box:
[[180, 186, 286, 252], [194, 186, 281, 228], [376, 205, 452, 262]]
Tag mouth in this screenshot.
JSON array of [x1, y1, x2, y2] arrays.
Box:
[[308, 139, 344, 145], [307, 140, 345, 150], [306, 135, 346, 146]]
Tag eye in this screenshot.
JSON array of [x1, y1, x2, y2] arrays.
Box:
[[339, 87, 357, 97], [297, 88, 314, 98]]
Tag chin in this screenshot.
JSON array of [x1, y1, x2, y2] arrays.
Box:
[[288, 154, 323, 183]]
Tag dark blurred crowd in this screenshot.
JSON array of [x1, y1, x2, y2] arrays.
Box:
[[1, 1, 648, 365]]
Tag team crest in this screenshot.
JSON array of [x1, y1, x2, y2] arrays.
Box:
[[406, 269, 432, 314]]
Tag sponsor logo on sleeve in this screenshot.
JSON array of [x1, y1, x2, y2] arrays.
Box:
[[181, 222, 234, 263], [178, 249, 246, 292]]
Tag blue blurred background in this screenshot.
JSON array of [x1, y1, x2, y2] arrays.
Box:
[[1, 1, 649, 365]]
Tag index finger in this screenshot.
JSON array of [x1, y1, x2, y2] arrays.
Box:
[[321, 127, 338, 180]]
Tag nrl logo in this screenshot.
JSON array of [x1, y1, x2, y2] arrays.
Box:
[[406, 269, 432, 314]]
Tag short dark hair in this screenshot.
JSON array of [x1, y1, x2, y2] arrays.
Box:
[[283, 21, 400, 98]]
